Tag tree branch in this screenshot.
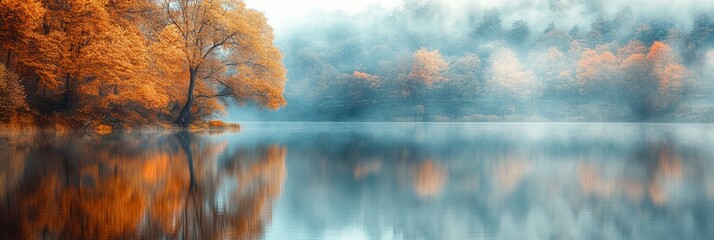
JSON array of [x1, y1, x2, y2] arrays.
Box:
[[196, 93, 233, 99], [165, 0, 186, 38], [239, 61, 269, 71], [201, 32, 237, 60]]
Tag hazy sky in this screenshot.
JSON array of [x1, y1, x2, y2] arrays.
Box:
[[243, 0, 401, 30], [244, 0, 714, 33]]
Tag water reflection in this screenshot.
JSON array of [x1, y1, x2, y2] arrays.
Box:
[[0, 131, 286, 239], [248, 123, 714, 240], [2, 123, 714, 239]]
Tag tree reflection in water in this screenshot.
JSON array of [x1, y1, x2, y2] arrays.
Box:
[[3, 123, 714, 239], [0, 131, 286, 239], [254, 123, 714, 239]]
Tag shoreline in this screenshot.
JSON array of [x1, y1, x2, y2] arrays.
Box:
[[0, 120, 241, 134]]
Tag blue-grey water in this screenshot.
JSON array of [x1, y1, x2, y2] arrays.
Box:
[[2, 123, 714, 239]]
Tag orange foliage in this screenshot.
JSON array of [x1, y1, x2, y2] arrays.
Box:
[[648, 41, 679, 68], [352, 71, 381, 87], [617, 40, 647, 59], [0, 65, 28, 121], [0, 0, 45, 46], [0, 0, 287, 127], [163, 0, 287, 126], [648, 42, 688, 95], [576, 47, 618, 92], [646, 42, 689, 112], [0, 0, 168, 126], [619, 53, 650, 89], [409, 48, 449, 86], [657, 64, 687, 93]]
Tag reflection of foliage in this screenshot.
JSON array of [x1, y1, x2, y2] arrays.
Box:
[[0, 132, 286, 239], [4, 124, 714, 239], [270, 123, 714, 239], [412, 160, 446, 198]]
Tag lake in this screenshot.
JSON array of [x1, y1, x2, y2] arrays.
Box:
[[1, 123, 714, 239]]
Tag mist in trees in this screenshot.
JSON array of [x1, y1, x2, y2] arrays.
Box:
[[232, 0, 714, 122], [2, 0, 714, 125]]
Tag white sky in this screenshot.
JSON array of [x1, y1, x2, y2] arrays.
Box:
[[243, 0, 401, 30], [243, 0, 714, 33]]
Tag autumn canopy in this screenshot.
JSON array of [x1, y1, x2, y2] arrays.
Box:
[[0, 0, 286, 128]]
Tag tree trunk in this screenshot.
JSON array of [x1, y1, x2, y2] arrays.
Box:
[[60, 74, 75, 110], [175, 68, 198, 127], [5, 51, 10, 69], [176, 131, 196, 192]]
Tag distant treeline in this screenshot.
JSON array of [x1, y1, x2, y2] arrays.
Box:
[[0, 0, 287, 129], [239, 0, 714, 122]]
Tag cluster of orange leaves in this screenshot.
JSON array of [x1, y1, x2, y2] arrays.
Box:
[[576, 41, 689, 94], [409, 48, 449, 86], [352, 70, 381, 87], [0, 0, 287, 127]]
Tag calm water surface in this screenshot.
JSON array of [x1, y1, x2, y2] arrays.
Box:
[[2, 123, 714, 239]]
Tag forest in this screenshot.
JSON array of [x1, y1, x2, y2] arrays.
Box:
[[236, 0, 714, 122], [0, 0, 287, 129], [2, 0, 714, 127]]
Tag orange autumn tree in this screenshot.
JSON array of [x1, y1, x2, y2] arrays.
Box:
[[576, 41, 691, 116], [409, 48, 449, 86], [615, 41, 691, 115], [0, 0, 168, 126], [0, 0, 44, 58], [576, 46, 619, 96], [0, 0, 286, 127], [399, 48, 448, 104], [160, 0, 287, 127], [6, 0, 149, 110], [646, 41, 690, 113], [0, 65, 28, 121]]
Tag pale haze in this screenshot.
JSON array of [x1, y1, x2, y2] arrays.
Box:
[[244, 0, 401, 30], [246, 0, 714, 32]]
